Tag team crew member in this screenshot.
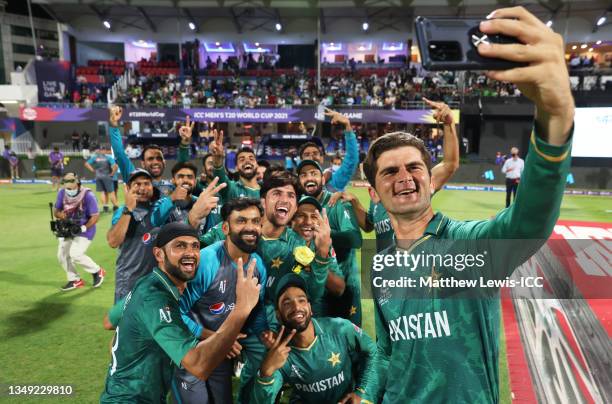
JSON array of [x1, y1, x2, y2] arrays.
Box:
[[85, 146, 119, 213], [362, 8, 575, 402], [209, 129, 261, 201], [54, 173, 105, 291], [174, 198, 268, 404], [252, 274, 378, 404], [298, 108, 359, 193], [297, 160, 363, 325], [107, 169, 158, 302], [291, 196, 345, 316], [151, 163, 225, 236], [100, 222, 262, 403], [501, 146, 524, 207], [332, 98, 460, 252], [49, 146, 64, 191], [108, 106, 190, 196]]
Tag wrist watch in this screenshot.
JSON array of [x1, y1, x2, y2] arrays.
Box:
[[122, 207, 132, 216]]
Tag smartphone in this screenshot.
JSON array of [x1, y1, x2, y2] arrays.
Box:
[[414, 16, 527, 71]]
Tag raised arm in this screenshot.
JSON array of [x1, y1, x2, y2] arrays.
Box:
[[177, 115, 195, 163], [209, 129, 231, 202], [108, 106, 135, 181], [325, 109, 359, 192], [424, 98, 460, 191]]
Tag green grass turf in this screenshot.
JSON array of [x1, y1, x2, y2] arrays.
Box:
[[0, 184, 609, 403]]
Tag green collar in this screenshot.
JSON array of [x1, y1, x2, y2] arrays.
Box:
[[423, 212, 448, 237], [152, 267, 180, 301]]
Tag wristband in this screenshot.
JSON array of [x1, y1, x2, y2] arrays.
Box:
[[122, 207, 132, 216]]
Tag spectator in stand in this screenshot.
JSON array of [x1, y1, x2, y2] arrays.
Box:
[[71, 131, 80, 151], [82, 132, 91, 151], [49, 146, 64, 190]]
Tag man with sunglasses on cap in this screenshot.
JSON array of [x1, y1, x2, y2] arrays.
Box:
[[108, 106, 192, 196], [53, 172, 105, 291], [101, 222, 262, 403], [251, 273, 378, 404], [107, 168, 159, 302]]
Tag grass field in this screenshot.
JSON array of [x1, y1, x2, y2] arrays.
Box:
[[0, 183, 609, 403]]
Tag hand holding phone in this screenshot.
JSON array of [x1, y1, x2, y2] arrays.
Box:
[[415, 16, 527, 71]]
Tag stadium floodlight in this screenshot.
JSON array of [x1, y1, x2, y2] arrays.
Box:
[[596, 16, 606, 26], [188, 22, 196, 31], [362, 22, 369, 31], [596, 40, 602, 45], [215, 41, 220, 46], [571, 45, 577, 50], [103, 20, 111, 29], [546, 20, 553, 27], [255, 42, 260, 47], [580, 43, 587, 49], [275, 22, 282, 31]]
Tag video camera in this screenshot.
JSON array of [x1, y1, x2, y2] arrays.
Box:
[[49, 202, 82, 238]]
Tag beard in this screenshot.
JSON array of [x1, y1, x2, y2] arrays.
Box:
[[229, 229, 260, 253], [238, 167, 257, 180], [164, 255, 195, 282], [281, 310, 312, 333]]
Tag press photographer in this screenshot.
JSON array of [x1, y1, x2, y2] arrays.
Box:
[[53, 172, 105, 291]]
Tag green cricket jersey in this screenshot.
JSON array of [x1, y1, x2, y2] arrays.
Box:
[[366, 130, 572, 403], [367, 201, 394, 253], [303, 241, 343, 317], [259, 227, 327, 307], [319, 191, 363, 325], [213, 165, 260, 204], [251, 318, 379, 403], [100, 268, 198, 403], [199, 222, 225, 247]]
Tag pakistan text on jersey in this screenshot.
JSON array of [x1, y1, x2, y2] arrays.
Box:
[[388, 310, 451, 342], [374, 219, 392, 235], [293, 370, 345, 393]]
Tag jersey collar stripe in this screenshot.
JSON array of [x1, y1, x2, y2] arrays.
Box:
[[293, 336, 318, 351], [153, 270, 179, 301]]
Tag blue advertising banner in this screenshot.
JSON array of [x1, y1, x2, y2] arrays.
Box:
[[34, 61, 73, 102]]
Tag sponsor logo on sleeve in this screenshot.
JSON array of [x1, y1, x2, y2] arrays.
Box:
[[209, 302, 226, 315]]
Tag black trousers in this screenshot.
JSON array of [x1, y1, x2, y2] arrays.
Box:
[[505, 178, 519, 207]]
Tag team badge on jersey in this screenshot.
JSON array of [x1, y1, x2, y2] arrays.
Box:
[[142, 232, 152, 245], [209, 302, 225, 315], [159, 306, 172, 323]]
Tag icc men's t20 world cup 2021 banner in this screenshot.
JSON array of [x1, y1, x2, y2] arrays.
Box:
[[19, 106, 460, 124]]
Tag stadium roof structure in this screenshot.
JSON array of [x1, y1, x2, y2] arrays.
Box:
[[28, 0, 611, 43]]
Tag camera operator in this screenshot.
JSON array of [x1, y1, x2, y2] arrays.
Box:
[[53, 172, 105, 291]]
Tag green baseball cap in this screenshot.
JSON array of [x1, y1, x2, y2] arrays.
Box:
[[297, 159, 323, 175], [274, 273, 309, 308], [297, 195, 322, 212]]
